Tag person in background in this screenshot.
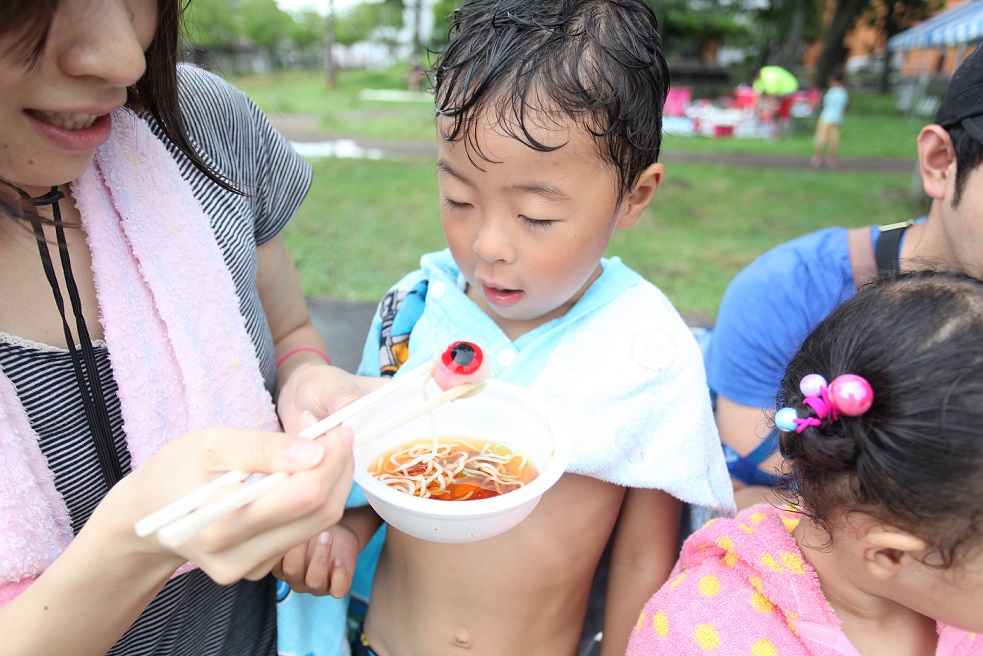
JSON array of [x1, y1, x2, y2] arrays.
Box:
[[0, 1, 381, 653], [811, 69, 849, 168], [278, 2, 735, 655], [629, 270, 983, 655], [706, 45, 983, 509]]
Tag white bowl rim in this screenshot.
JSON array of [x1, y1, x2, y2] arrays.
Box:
[[352, 389, 571, 518]]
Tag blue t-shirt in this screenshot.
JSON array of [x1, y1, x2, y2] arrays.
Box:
[[819, 86, 849, 125], [705, 226, 865, 413]]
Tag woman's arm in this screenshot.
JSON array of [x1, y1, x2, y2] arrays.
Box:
[[600, 487, 681, 656], [255, 235, 386, 433], [1, 424, 355, 655]]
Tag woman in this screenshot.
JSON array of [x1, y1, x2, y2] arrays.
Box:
[[0, 1, 378, 653]]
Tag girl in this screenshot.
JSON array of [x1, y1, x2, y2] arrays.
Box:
[[628, 270, 983, 655], [0, 1, 380, 653]]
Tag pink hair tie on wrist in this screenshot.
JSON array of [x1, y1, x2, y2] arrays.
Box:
[[275, 347, 332, 369], [774, 373, 874, 433]]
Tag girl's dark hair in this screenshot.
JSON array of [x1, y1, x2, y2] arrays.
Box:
[[0, 0, 235, 217], [432, 0, 669, 199], [777, 270, 983, 567]]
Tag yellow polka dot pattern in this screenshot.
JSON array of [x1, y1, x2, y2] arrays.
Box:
[[750, 591, 774, 613], [751, 638, 779, 656], [698, 575, 720, 597], [781, 552, 806, 575], [716, 536, 738, 568], [785, 610, 800, 635], [652, 611, 669, 638], [760, 553, 782, 571], [629, 507, 822, 656], [748, 511, 767, 524], [669, 572, 688, 589], [779, 513, 801, 532], [695, 624, 720, 649]]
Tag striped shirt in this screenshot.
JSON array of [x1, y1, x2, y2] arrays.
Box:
[[0, 65, 312, 655]]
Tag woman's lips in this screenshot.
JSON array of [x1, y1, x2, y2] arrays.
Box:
[[26, 110, 113, 152]]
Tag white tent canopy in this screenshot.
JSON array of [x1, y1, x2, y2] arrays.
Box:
[[888, 0, 983, 51]]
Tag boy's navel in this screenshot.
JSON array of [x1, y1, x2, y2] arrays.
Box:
[[451, 628, 473, 649]]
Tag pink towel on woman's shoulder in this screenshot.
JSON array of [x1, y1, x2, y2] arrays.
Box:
[[0, 110, 279, 604]]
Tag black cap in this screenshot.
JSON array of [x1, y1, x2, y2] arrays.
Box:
[[936, 46, 983, 143]]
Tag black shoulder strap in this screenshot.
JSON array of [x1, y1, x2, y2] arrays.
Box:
[[874, 220, 912, 275]]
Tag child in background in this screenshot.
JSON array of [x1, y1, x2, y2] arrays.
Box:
[[811, 70, 849, 168], [628, 270, 983, 655], [297, 1, 735, 655]]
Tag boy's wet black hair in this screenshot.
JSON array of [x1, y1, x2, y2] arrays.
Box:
[[777, 270, 983, 567], [432, 0, 669, 199]]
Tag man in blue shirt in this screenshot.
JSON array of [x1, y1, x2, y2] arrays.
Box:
[[707, 46, 983, 508]]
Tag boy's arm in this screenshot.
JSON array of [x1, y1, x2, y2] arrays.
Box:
[[599, 487, 681, 656]]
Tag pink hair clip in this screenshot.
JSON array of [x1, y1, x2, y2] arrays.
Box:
[[775, 373, 874, 434]]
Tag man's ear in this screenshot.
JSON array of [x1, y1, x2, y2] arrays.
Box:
[[863, 527, 930, 581], [617, 163, 665, 228], [917, 125, 956, 201]]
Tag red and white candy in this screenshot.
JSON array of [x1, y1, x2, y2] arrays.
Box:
[[432, 341, 493, 390]]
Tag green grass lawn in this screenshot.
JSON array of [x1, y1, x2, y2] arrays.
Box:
[[285, 156, 924, 322], [238, 67, 928, 321]]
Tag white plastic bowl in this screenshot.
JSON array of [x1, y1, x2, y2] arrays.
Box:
[[350, 378, 569, 543]]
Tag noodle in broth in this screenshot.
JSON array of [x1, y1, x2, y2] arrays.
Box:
[[371, 437, 537, 501]]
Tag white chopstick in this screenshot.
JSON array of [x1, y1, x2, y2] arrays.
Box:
[[153, 380, 485, 548], [352, 380, 485, 448], [134, 361, 474, 546]]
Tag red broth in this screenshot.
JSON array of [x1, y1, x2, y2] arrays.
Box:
[[369, 437, 539, 501]]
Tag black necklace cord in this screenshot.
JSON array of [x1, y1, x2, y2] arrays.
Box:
[[22, 184, 125, 489]]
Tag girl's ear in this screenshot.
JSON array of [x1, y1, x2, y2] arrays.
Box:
[[917, 125, 956, 201], [863, 527, 930, 581], [617, 163, 665, 228]]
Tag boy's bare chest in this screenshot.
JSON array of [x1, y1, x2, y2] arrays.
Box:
[[368, 475, 626, 656]]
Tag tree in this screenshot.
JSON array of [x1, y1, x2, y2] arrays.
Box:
[[288, 8, 327, 55], [747, 0, 823, 72], [239, 0, 294, 68], [813, 0, 870, 87], [182, 0, 240, 50], [647, 0, 750, 63], [335, 0, 405, 46], [863, 0, 943, 92], [430, 0, 462, 49]]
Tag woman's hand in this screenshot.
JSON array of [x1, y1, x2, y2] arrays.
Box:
[[1, 424, 356, 655], [276, 363, 387, 434], [106, 424, 356, 584]]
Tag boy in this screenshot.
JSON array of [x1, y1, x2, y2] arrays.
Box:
[[297, 1, 734, 654], [811, 70, 849, 168]]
